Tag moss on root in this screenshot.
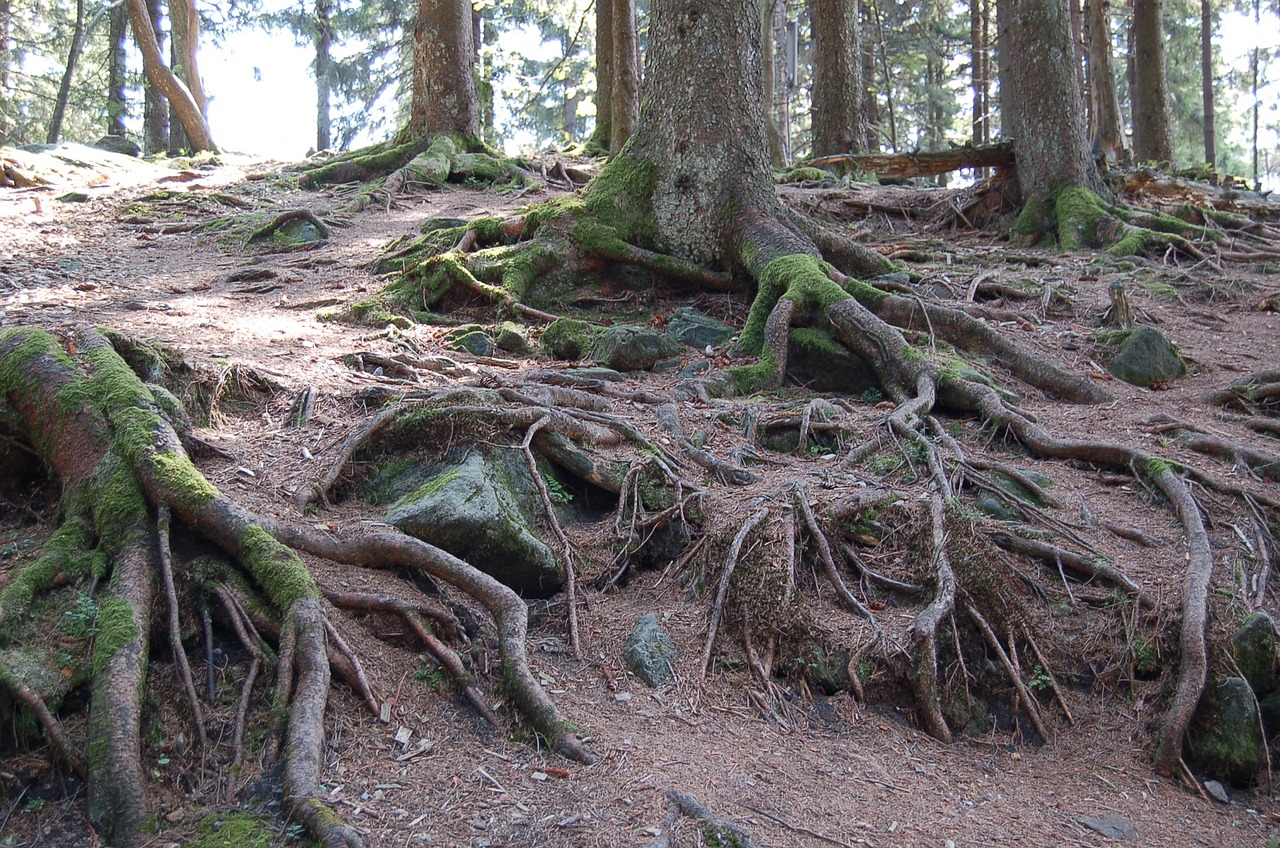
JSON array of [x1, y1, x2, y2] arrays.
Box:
[[91, 595, 139, 675], [237, 525, 318, 610]]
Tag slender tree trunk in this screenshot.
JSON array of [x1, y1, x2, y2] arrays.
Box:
[[776, 0, 792, 160], [107, 1, 128, 136], [1251, 0, 1260, 188], [811, 0, 866, 156], [588, 0, 614, 152], [1131, 0, 1173, 163], [126, 0, 216, 152], [140, 0, 168, 154], [47, 0, 86, 144], [480, 14, 497, 144], [315, 0, 333, 151], [167, 34, 188, 152], [870, 0, 897, 150], [416, 0, 479, 138], [1006, 0, 1103, 200], [995, 0, 1014, 138], [861, 0, 880, 151], [762, 0, 786, 165], [611, 0, 639, 154], [1068, 0, 1086, 102], [1199, 0, 1214, 167], [168, 0, 205, 114], [1086, 0, 1125, 162]]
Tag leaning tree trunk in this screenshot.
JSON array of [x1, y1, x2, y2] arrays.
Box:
[[811, 0, 866, 157], [125, 0, 215, 152], [1131, 0, 1174, 163], [1004, 0, 1103, 201], [167, 0, 206, 116], [1086, 0, 1126, 163], [46, 0, 86, 144], [611, 0, 640, 154]]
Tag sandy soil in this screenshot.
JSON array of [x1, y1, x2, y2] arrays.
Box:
[[2, 148, 1280, 848]]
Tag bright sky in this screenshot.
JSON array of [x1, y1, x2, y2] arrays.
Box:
[[200, 9, 1279, 189]]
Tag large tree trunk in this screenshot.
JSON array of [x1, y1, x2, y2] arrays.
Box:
[[126, 0, 215, 152], [811, 0, 866, 157], [1131, 0, 1174, 163], [1200, 0, 1215, 168], [587, 0, 614, 153], [315, 0, 333, 151], [107, 1, 128, 137], [1086, 0, 1126, 163], [611, 0, 640, 154], [46, 0, 86, 144], [416, 0, 479, 138], [1005, 0, 1102, 200]]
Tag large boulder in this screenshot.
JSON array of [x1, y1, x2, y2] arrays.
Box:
[[92, 134, 141, 157], [1233, 611, 1278, 695], [1106, 326, 1186, 387], [386, 450, 562, 596], [1187, 676, 1267, 786], [667, 306, 736, 350], [624, 613, 677, 687], [594, 325, 680, 371]]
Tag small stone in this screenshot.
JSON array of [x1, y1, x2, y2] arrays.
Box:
[[1078, 815, 1139, 840], [1107, 326, 1186, 387], [614, 692, 633, 702], [530, 771, 548, 781], [1203, 779, 1230, 804], [165, 809, 185, 823], [623, 613, 677, 687]]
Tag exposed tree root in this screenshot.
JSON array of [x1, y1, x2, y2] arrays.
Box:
[[651, 789, 763, 848]]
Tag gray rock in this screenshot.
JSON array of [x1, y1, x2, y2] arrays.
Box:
[[562, 367, 625, 382], [542, 317, 603, 360], [991, 468, 1054, 506], [1107, 326, 1186, 387], [279, 216, 324, 244], [667, 307, 736, 350], [92, 134, 141, 157], [444, 324, 494, 356], [1187, 676, 1267, 786], [1232, 611, 1277, 695], [495, 321, 532, 354], [594, 325, 680, 371], [975, 491, 1022, 521], [1078, 815, 1139, 840], [1203, 779, 1230, 804], [869, 271, 911, 287], [624, 613, 677, 687], [421, 216, 469, 233], [386, 450, 562, 597]]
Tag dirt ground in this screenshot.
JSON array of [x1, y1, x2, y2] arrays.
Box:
[[2, 147, 1280, 847]]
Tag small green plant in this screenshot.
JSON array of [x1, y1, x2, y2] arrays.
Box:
[[543, 473, 573, 505], [61, 593, 99, 639], [1028, 665, 1053, 692], [858, 387, 884, 403], [24, 798, 45, 812], [414, 665, 447, 690]]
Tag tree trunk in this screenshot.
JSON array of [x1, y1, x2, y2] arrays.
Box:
[[107, 0, 128, 136], [480, 13, 497, 145], [811, 0, 866, 157], [167, 0, 206, 115], [1131, 0, 1174, 163], [1005, 0, 1102, 200], [47, 0, 86, 144], [1199, 0, 1214, 167], [416, 0, 479, 138], [140, 0, 168, 154], [995, 0, 1014, 138], [762, 0, 786, 166], [316, 0, 333, 151], [409, 5, 428, 138], [869, 0, 897, 151], [1086, 0, 1125, 163], [167, 36, 188, 154], [587, 0, 614, 152], [1068, 0, 1086, 103], [861, 0, 880, 151], [1251, 0, 1259, 188], [126, 0, 215, 152], [611, 0, 640, 154]]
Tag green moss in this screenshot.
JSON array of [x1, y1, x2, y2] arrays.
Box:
[[92, 596, 139, 675], [739, 254, 850, 353], [0, 329, 76, 408], [189, 811, 277, 848], [775, 166, 832, 183], [0, 518, 94, 631], [1011, 196, 1046, 240], [151, 452, 218, 505], [726, 353, 779, 395], [702, 824, 745, 847], [1146, 457, 1176, 478], [1053, 186, 1108, 250], [788, 327, 844, 357], [393, 466, 463, 508], [581, 155, 658, 246], [542, 317, 604, 359], [238, 525, 317, 610], [1139, 278, 1180, 300]]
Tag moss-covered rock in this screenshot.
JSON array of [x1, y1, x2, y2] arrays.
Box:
[[385, 450, 562, 597], [542, 317, 605, 360], [1187, 676, 1266, 786], [593, 325, 680, 371], [623, 613, 677, 687], [666, 306, 736, 350], [496, 321, 532, 354], [1106, 326, 1186, 387], [444, 324, 495, 356], [1233, 611, 1277, 695]]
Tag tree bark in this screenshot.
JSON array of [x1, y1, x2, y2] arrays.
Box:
[[588, 0, 614, 152], [761, 0, 786, 165], [107, 0, 128, 136], [416, 0, 480, 138], [861, 0, 880, 151], [1199, 0, 1215, 167], [167, 0, 206, 115], [1086, 0, 1125, 163], [126, 0, 215, 152], [1131, 0, 1174, 163], [995, 0, 1015, 139], [1005, 0, 1102, 200], [140, 0, 168, 154], [811, 0, 866, 157], [611, 0, 640, 154], [316, 0, 333, 151], [47, 0, 86, 144]]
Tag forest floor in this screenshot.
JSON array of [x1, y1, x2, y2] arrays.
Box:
[[2, 147, 1280, 848]]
